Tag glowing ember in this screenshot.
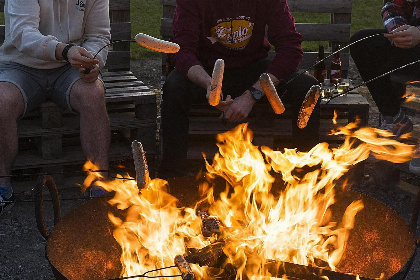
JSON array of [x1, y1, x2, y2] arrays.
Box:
[[85, 121, 414, 279]]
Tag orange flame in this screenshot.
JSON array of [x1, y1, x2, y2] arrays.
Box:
[[95, 122, 414, 279]]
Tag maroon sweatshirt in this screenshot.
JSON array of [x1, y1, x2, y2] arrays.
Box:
[[172, 0, 303, 81]]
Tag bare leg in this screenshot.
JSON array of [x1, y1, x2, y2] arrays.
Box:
[[69, 79, 110, 180], [0, 82, 25, 186]]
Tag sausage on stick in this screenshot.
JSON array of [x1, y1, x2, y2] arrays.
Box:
[[208, 59, 225, 106], [297, 85, 321, 129], [259, 73, 285, 114], [135, 33, 180, 53]]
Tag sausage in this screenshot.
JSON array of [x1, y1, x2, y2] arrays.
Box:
[[297, 84, 321, 129], [208, 59, 224, 106], [174, 255, 196, 280], [131, 140, 149, 188], [259, 73, 285, 114], [134, 33, 180, 53]]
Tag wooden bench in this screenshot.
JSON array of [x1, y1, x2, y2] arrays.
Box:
[[159, 0, 370, 167], [0, 0, 158, 188]]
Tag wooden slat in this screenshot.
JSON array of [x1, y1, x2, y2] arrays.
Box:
[[13, 144, 156, 170], [288, 0, 352, 13], [18, 114, 156, 138], [109, 0, 130, 12], [110, 22, 132, 41], [0, 25, 4, 43], [161, 0, 352, 13], [296, 23, 351, 42], [105, 50, 130, 70], [300, 52, 350, 71]]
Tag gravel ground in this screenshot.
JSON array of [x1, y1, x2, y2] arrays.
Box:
[[0, 56, 420, 280]]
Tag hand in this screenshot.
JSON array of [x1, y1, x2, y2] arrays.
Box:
[[80, 63, 100, 83], [384, 25, 420, 48], [217, 94, 233, 110], [221, 91, 255, 122], [67, 45, 100, 70]]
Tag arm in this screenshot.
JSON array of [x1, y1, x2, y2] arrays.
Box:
[[382, 0, 420, 48], [7, 0, 59, 62], [224, 0, 299, 122], [265, 0, 303, 81], [172, 0, 203, 77], [381, 0, 414, 32], [80, 0, 111, 68]]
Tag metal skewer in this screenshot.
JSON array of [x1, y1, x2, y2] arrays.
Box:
[[280, 32, 384, 95], [297, 59, 420, 128], [325, 59, 420, 104]]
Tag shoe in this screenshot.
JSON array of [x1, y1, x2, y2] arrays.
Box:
[[409, 144, 420, 175], [379, 108, 413, 139], [0, 194, 15, 217]]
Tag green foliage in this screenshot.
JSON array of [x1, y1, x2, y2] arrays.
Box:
[[130, 0, 163, 59]]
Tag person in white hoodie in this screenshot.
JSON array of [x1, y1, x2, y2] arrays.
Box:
[[0, 0, 112, 214]]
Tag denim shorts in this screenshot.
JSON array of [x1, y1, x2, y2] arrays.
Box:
[[0, 62, 81, 117]]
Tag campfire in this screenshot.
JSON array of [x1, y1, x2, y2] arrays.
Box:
[[80, 121, 415, 280]]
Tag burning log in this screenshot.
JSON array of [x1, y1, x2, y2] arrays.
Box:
[[184, 242, 227, 267], [197, 210, 221, 237], [174, 255, 196, 280], [265, 259, 377, 280]]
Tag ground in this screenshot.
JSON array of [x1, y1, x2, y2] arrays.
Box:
[[0, 56, 420, 280]]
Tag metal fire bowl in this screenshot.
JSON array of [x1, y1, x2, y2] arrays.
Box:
[[46, 176, 416, 280]]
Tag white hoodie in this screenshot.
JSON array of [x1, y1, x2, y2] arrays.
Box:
[[0, 0, 111, 69]]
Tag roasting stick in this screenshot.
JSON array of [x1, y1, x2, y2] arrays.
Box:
[[208, 59, 225, 106], [261, 33, 384, 116], [84, 33, 180, 73], [325, 59, 420, 104], [106, 265, 180, 280], [296, 59, 420, 129], [281, 32, 384, 88]]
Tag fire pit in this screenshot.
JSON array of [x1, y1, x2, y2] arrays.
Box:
[[38, 176, 416, 280], [36, 124, 418, 280]]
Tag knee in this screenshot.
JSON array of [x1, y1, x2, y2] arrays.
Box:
[[71, 81, 105, 111], [0, 82, 24, 120]]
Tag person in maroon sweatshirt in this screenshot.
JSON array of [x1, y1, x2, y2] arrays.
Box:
[[158, 0, 320, 179]]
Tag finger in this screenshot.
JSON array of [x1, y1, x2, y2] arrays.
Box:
[[224, 95, 232, 102], [219, 111, 225, 120]]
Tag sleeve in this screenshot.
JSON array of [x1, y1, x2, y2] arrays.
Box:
[[7, 0, 60, 62], [81, 0, 111, 68], [265, 0, 303, 81], [381, 0, 414, 32], [172, 0, 203, 77]]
